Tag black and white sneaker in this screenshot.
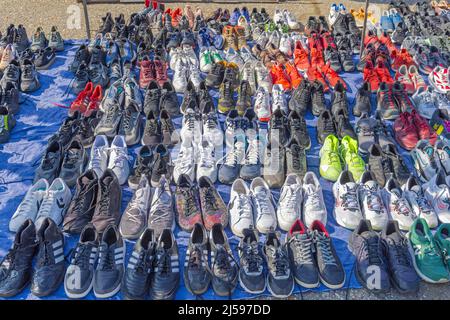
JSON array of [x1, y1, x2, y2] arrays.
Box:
[[150, 229, 180, 300], [210, 223, 238, 297], [93, 223, 125, 298], [30, 218, 65, 297], [122, 228, 156, 300], [183, 223, 211, 296], [238, 227, 266, 294], [263, 230, 294, 298], [64, 223, 99, 299]]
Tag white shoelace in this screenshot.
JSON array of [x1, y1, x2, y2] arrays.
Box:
[[225, 141, 245, 166], [245, 138, 261, 165], [199, 145, 215, 168], [109, 147, 128, 169], [254, 191, 272, 220]]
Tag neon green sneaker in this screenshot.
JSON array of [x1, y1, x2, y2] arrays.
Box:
[[339, 135, 365, 181], [409, 218, 450, 283], [264, 21, 277, 32], [319, 135, 342, 182]]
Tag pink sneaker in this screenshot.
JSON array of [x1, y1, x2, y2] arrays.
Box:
[[429, 66, 450, 94]]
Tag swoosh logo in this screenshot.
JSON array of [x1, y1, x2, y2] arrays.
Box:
[[56, 198, 65, 209]]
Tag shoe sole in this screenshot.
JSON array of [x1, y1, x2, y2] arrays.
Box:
[[65, 277, 94, 299], [333, 208, 360, 230], [238, 273, 266, 295], [266, 274, 294, 298], [32, 270, 65, 297], [319, 273, 346, 290]]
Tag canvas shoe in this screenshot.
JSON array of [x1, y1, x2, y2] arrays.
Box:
[[277, 174, 302, 231], [250, 177, 277, 234], [229, 179, 254, 237]]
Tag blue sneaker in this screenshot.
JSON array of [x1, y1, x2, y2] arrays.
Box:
[[389, 8, 403, 28], [117, 38, 136, 64], [213, 34, 224, 50], [230, 8, 240, 25], [240, 7, 251, 22], [105, 40, 120, 67], [380, 10, 394, 31], [338, 3, 347, 13], [197, 28, 211, 48]]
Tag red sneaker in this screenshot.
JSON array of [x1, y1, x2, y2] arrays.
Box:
[[171, 8, 182, 27], [391, 48, 415, 71], [310, 46, 325, 68], [285, 62, 303, 89], [270, 63, 292, 91], [154, 59, 168, 86], [408, 65, 427, 92], [85, 85, 102, 117], [322, 62, 346, 89], [411, 109, 438, 145], [393, 112, 419, 150], [139, 57, 155, 89], [308, 32, 323, 52], [70, 82, 93, 116], [363, 61, 380, 92], [320, 31, 337, 50], [379, 31, 396, 54], [307, 66, 329, 92], [293, 41, 310, 72], [375, 60, 394, 84], [364, 30, 378, 47]]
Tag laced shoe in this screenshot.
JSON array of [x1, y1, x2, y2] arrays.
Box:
[[238, 228, 265, 294], [277, 174, 302, 231], [382, 177, 416, 231], [377, 82, 399, 120], [229, 179, 254, 237], [333, 170, 363, 229], [175, 175, 202, 233], [251, 177, 277, 233], [199, 177, 228, 230]]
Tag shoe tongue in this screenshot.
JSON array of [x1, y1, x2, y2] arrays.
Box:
[[387, 231, 402, 243], [254, 186, 267, 195], [360, 230, 378, 240], [364, 180, 378, 190], [410, 185, 421, 195], [391, 188, 401, 197], [304, 184, 316, 195], [344, 182, 357, 191]]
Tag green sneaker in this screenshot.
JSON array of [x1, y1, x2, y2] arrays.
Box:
[[0, 106, 16, 144], [211, 49, 224, 64], [200, 48, 213, 73], [435, 223, 450, 267], [319, 135, 342, 182], [409, 218, 450, 283], [264, 21, 277, 33], [339, 135, 365, 181], [280, 23, 290, 34]]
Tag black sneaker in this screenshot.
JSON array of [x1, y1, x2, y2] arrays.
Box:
[[150, 144, 172, 187], [34, 47, 56, 70], [311, 80, 328, 116], [332, 13, 349, 35], [198, 81, 214, 114], [210, 223, 238, 297], [268, 109, 289, 147], [160, 81, 179, 116], [205, 62, 226, 88], [263, 230, 294, 298], [119, 100, 143, 146], [287, 219, 319, 288], [64, 224, 98, 299], [143, 80, 161, 116], [34, 140, 63, 184], [286, 143, 307, 178], [331, 81, 348, 118], [180, 81, 198, 114], [70, 45, 90, 73], [324, 47, 342, 72], [382, 143, 409, 185], [335, 109, 356, 139], [59, 138, 88, 188], [150, 229, 180, 300], [160, 109, 178, 147], [289, 79, 311, 115], [339, 48, 355, 72], [122, 228, 156, 300], [368, 143, 391, 187], [310, 220, 345, 289], [30, 218, 65, 297], [76, 112, 100, 148], [353, 82, 372, 116], [348, 219, 390, 292], [0, 220, 37, 297], [288, 110, 310, 149], [142, 110, 161, 147], [0, 81, 20, 114], [93, 223, 125, 298], [238, 227, 266, 294], [381, 220, 420, 293], [236, 80, 252, 116], [128, 145, 154, 189], [184, 223, 211, 296], [317, 110, 336, 144]]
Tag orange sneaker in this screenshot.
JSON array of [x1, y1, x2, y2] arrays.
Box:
[[307, 66, 329, 92], [363, 61, 380, 93], [285, 62, 303, 89], [270, 63, 292, 91], [322, 63, 346, 90], [171, 8, 182, 27], [310, 46, 325, 68], [294, 40, 310, 72], [85, 85, 102, 117], [234, 26, 247, 50]]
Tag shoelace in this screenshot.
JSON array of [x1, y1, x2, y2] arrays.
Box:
[[71, 243, 93, 270], [38, 191, 56, 217], [98, 243, 115, 271], [110, 147, 128, 169], [200, 145, 215, 168], [72, 183, 96, 215], [188, 245, 204, 270], [268, 246, 289, 277], [253, 191, 272, 221], [361, 237, 382, 265], [98, 184, 111, 215], [144, 119, 158, 135], [416, 193, 432, 214], [236, 194, 252, 218], [245, 138, 261, 165], [36, 240, 53, 267], [126, 188, 149, 225], [290, 233, 314, 264], [240, 242, 262, 273], [91, 148, 105, 170], [282, 185, 302, 211], [391, 238, 411, 266], [305, 189, 321, 211], [341, 187, 359, 210], [176, 149, 194, 170], [314, 231, 337, 265], [323, 118, 335, 134], [180, 188, 198, 216], [356, 124, 374, 137], [64, 150, 80, 167], [17, 192, 39, 215], [156, 248, 171, 274], [362, 185, 383, 213], [223, 82, 233, 101], [392, 197, 412, 216], [204, 188, 219, 211], [224, 141, 245, 166], [204, 113, 218, 130], [184, 112, 197, 132]]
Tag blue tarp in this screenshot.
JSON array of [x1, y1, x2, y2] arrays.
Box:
[[0, 41, 416, 300]]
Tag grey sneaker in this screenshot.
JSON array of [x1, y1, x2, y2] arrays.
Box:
[[108, 60, 122, 85], [100, 79, 124, 113], [119, 176, 151, 240], [218, 133, 246, 184], [355, 113, 377, 155], [0, 82, 20, 114], [0, 60, 21, 87], [88, 63, 109, 88], [286, 143, 307, 178], [59, 138, 88, 188], [118, 100, 142, 146], [0, 106, 16, 143], [263, 142, 286, 188], [128, 146, 154, 190], [72, 62, 89, 94], [34, 140, 62, 183], [240, 134, 264, 180], [13, 25, 29, 53], [148, 176, 174, 238], [48, 26, 64, 52], [30, 27, 48, 52], [95, 100, 123, 138], [20, 59, 40, 92], [93, 223, 125, 298]]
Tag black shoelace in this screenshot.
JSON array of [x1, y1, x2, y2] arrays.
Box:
[[290, 146, 302, 171], [240, 242, 262, 273], [156, 249, 171, 275], [362, 237, 382, 265], [180, 188, 198, 217], [71, 243, 92, 270], [204, 189, 219, 211], [269, 245, 289, 277], [98, 243, 115, 271], [36, 240, 53, 267], [391, 238, 411, 266]]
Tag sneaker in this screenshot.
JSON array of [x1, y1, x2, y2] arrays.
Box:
[[20, 59, 40, 92], [30, 27, 48, 52], [210, 223, 238, 297], [339, 135, 365, 181], [142, 110, 161, 147], [87, 135, 109, 177], [301, 171, 327, 227], [48, 26, 64, 52], [128, 146, 153, 190], [59, 138, 88, 188], [218, 134, 246, 185], [238, 228, 265, 294], [403, 175, 438, 228], [358, 170, 389, 231], [317, 110, 336, 145], [250, 177, 277, 234], [423, 170, 450, 223], [348, 219, 391, 292], [119, 176, 151, 240], [0, 105, 16, 143], [411, 139, 440, 182], [122, 228, 156, 300], [228, 179, 253, 237], [319, 134, 342, 182], [268, 108, 290, 148], [277, 174, 302, 231], [197, 139, 217, 183], [333, 170, 363, 229], [148, 176, 174, 238], [382, 177, 416, 231], [377, 82, 399, 120], [409, 218, 450, 283], [64, 224, 98, 298], [34, 47, 56, 70], [175, 174, 202, 232], [435, 139, 450, 175], [0, 220, 37, 297], [393, 112, 419, 150], [353, 82, 372, 116], [218, 80, 235, 114], [262, 141, 286, 188], [199, 176, 228, 230], [184, 223, 211, 296], [91, 169, 122, 233], [93, 223, 125, 298], [289, 79, 311, 115], [355, 114, 377, 155]]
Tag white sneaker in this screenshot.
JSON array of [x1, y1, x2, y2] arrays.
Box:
[[229, 179, 254, 237], [412, 87, 436, 119], [428, 66, 450, 94], [225, 48, 244, 70], [268, 30, 281, 48], [254, 87, 271, 122], [284, 10, 299, 30], [189, 64, 202, 90], [403, 176, 438, 229], [250, 177, 277, 234], [333, 170, 362, 230], [183, 46, 199, 67], [180, 107, 202, 145], [173, 141, 196, 183], [202, 111, 224, 147], [241, 61, 257, 94], [411, 139, 440, 182], [88, 135, 109, 177], [173, 60, 189, 93], [433, 91, 450, 112], [302, 171, 327, 227], [279, 34, 293, 57], [273, 9, 286, 25], [272, 84, 288, 114], [35, 178, 72, 229], [277, 174, 302, 231], [328, 3, 339, 26], [358, 171, 388, 231], [199, 47, 212, 73], [382, 177, 416, 231], [255, 61, 272, 93], [239, 46, 256, 64], [10, 179, 49, 232], [197, 139, 217, 183], [169, 47, 182, 70], [423, 170, 450, 223], [123, 76, 143, 108], [108, 135, 129, 185], [435, 139, 450, 175]]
